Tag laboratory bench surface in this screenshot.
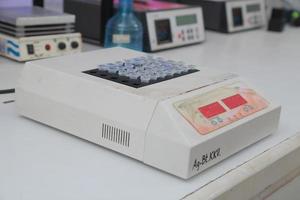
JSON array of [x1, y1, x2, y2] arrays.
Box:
[[1, 27, 300, 200]]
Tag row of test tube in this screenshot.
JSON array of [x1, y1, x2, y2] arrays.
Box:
[[98, 56, 197, 84]]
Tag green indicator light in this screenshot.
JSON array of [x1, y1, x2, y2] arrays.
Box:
[[292, 11, 300, 19]]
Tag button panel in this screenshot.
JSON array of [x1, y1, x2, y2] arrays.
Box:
[[177, 27, 201, 42], [22, 33, 81, 61], [174, 82, 269, 135]]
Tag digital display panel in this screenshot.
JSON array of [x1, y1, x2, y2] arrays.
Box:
[[246, 4, 261, 13], [174, 82, 269, 135], [176, 14, 197, 26], [155, 19, 173, 45], [232, 7, 243, 27]]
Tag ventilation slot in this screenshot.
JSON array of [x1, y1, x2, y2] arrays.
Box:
[[101, 124, 130, 147]]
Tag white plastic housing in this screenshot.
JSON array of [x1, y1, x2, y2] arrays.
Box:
[[225, 0, 266, 32], [16, 48, 281, 179], [145, 7, 205, 51]]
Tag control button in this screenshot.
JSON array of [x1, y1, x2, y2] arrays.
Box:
[[58, 42, 66, 50], [198, 102, 226, 119], [26, 44, 34, 55], [71, 41, 79, 49], [177, 33, 182, 39], [222, 94, 247, 109], [248, 16, 255, 24], [248, 16, 260, 25], [188, 35, 194, 40], [45, 44, 51, 51], [255, 15, 261, 24]]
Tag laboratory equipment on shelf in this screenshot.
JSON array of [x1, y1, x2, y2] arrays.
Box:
[[179, 0, 266, 33], [0, 6, 82, 62], [131, 0, 205, 52]]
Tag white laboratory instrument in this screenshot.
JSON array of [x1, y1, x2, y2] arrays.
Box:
[[183, 0, 266, 33], [132, 0, 205, 52], [16, 47, 281, 179], [0, 6, 82, 61]]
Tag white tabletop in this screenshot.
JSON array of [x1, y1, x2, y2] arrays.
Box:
[[0, 27, 300, 200], [0, 58, 22, 91]]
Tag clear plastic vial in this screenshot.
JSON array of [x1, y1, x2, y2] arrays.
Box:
[[104, 0, 143, 51]]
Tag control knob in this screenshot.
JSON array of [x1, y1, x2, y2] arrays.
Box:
[[58, 42, 66, 50], [71, 41, 79, 49]]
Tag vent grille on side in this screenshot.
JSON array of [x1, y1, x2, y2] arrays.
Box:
[[101, 123, 130, 147]]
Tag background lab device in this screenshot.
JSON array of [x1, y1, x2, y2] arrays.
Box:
[[64, 0, 205, 51], [268, 8, 286, 32], [16, 48, 281, 179], [64, 0, 114, 45], [0, 6, 82, 62], [180, 0, 266, 33], [126, 0, 205, 52]]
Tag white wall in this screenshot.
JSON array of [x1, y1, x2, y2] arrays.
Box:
[[0, 0, 31, 7], [266, 0, 300, 9]]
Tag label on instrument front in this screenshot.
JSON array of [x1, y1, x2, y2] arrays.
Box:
[[174, 82, 269, 135], [113, 34, 131, 44]]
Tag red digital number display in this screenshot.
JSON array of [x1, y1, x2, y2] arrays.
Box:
[[222, 94, 247, 109], [198, 102, 226, 118]]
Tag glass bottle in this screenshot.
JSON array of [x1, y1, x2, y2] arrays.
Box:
[[104, 0, 143, 51]]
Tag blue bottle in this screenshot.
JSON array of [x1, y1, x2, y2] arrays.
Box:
[[104, 0, 143, 51]]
